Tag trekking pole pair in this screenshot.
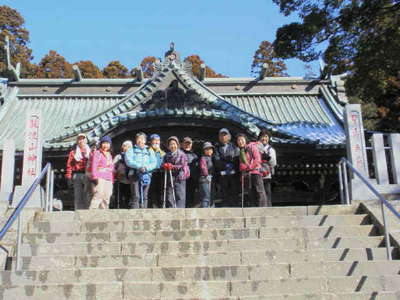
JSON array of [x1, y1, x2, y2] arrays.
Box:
[[162, 169, 177, 208]]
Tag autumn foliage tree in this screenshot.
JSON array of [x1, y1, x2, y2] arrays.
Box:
[[103, 61, 129, 78], [36, 50, 73, 78], [74, 60, 103, 78], [251, 41, 288, 77], [184, 55, 225, 79], [272, 0, 400, 131], [0, 5, 36, 79], [137, 56, 157, 78]]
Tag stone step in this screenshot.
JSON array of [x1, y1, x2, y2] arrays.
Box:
[[1, 276, 400, 298], [20, 225, 378, 244], [17, 237, 385, 256], [13, 248, 399, 271], [3, 261, 400, 286], [26, 215, 371, 233], [14, 247, 399, 271], [33, 205, 359, 222], [237, 293, 400, 300]]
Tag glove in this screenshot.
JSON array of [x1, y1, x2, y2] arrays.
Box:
[[90, 178, 99, 185], [140, 173, 151, 186], [262, 170, 270, 177], [226, 162, 234, 171], [206, 175, 212, 183], [239, 164, 248, 172], [162, 163, 173, 171]]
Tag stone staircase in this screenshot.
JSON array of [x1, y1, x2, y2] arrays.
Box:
[[1, 205, 400, 299]]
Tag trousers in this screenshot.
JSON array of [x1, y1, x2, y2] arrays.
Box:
[[73, 173, 89, 210], [130, 178, 150, 209], [89, 178, 113, 209]]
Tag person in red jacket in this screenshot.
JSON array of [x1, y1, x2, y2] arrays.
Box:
[[236, 133, 268, 207], [66, 133, 91, 210]]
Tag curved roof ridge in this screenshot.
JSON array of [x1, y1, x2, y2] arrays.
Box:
[[47, 67, 173, 143]]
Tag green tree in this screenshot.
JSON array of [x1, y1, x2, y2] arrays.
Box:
[[184, 55, 225, 79], [103, 61, 129, 78], [74, 60, 103, 78], [272, 0, 400, 131], [0, 5, 35, 79], [251, 41, 288, 77], [36, 50, 73, 78]]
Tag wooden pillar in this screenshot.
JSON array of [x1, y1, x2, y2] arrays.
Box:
[[0, 139, 15, 204]]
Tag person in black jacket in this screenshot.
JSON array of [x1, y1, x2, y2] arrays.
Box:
[[213, 128, 240, 207], [182, 137, 199, 207]]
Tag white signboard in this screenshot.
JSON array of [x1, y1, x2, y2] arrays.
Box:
[[22, 110, 43, 186], [344, 105, 368, 177]]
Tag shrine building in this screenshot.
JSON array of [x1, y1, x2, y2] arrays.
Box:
[[0, 47, 349, 207]]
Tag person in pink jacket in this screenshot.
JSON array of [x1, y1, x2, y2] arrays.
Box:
[[89, 135, 114, 209], [236, 133, 268, 207]]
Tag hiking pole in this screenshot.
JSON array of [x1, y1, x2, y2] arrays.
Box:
[[139, 181, 144, 209], [163, 170, 167, 208], [117, 182, 120, 209], [208, 177, 212, 208], [169, 169, 177, 208], [241, 172, 245, 209]]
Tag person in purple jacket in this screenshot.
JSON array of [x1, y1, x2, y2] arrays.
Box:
[[199, 142, 215, 208], [162, 136, 189, 208]]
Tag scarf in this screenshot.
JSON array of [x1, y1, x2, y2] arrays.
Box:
[[74, 145, 90, 162]]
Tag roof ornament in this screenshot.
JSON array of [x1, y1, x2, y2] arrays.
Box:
[[319, 58, 328, 79], [164, 42, 180, 63], [72, 65, 82, 81], [4, 36, 20, 81], [133, 66, 144, 82], [259, 63, 268, 80], [199, 64, 206, 81], [330, 73, 348, 103]]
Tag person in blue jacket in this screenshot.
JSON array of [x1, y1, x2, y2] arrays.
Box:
[[125, 132, 157, 208]]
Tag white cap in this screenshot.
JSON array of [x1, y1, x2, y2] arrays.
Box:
[[122, 140, 133, 148]]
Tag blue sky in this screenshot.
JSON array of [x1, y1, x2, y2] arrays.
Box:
[[4, 0, 319, 77]]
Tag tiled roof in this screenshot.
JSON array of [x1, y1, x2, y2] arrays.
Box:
[[222, 94, 333, 125], [0, 94, 124, 150], [0, 60, 347, 151]]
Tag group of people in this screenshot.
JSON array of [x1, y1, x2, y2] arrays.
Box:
[[65, 128, 276, 210]]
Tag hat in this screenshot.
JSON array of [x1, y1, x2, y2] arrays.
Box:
[[149, 134, 160, 140], [167, 136, 179, 145], [203, 142, 214, 150], [219, 128, 230, 135], [99, 135, 112, 145], [77, 133, 86, 140], [135, 132, 147, 139], [122, 140, 133, 148], [183, 137, 193, 144]]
